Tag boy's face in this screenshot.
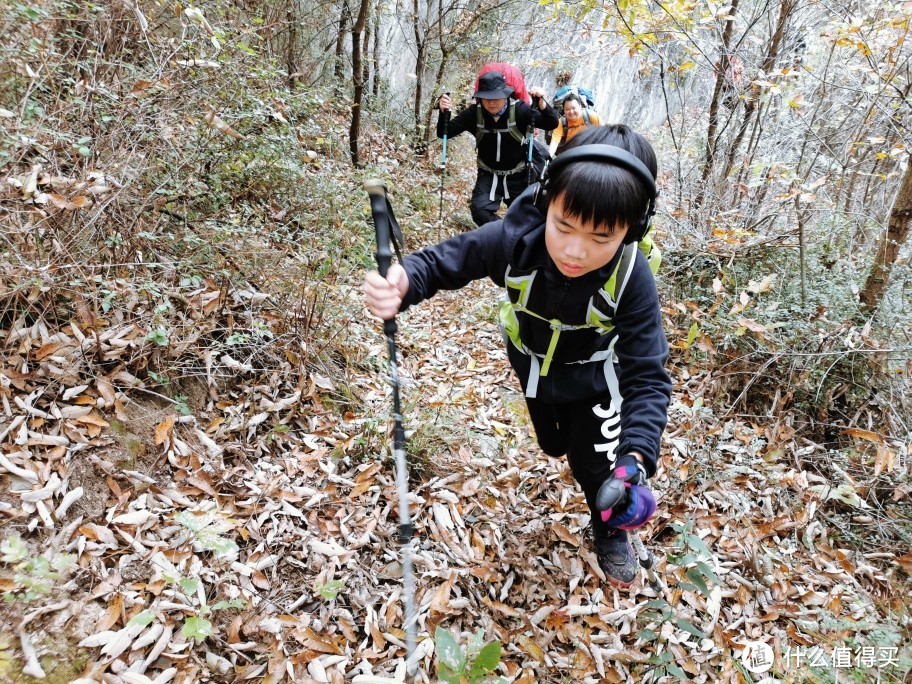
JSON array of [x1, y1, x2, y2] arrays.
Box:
[[545, 195, 628, 278]]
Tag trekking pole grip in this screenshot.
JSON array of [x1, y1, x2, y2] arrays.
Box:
[[366, 180, 391, 276], [596, 477, 626, 514], [441, 93, 451, 168], [442, 94, 451, 126], [365, 179, 398, 336]]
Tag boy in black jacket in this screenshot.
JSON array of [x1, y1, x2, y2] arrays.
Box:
[[438, 70, 558, 226], [364, 125, 671, 588]]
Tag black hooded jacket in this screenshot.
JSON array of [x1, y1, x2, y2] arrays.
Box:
[[437, 100, 558, 172], [399, 187, 671, 474]]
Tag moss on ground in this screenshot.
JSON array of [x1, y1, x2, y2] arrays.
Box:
[[0, 629, 92, 683]]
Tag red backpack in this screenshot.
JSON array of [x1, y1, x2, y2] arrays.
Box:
[[476, 62, 530, 104]]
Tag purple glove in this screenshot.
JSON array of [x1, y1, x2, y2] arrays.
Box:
[[596, 455, 656, 530]]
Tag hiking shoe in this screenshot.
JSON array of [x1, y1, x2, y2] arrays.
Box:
[[593, 526, 637, 588]]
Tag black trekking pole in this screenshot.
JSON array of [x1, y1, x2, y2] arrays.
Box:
[[526, 94, 539, 185], [596, 478, 663, 593], [438, 93, 451, 227], [364, 180, 419, 677]]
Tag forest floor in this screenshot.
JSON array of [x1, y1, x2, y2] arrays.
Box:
[[1, 123, 911, 684]]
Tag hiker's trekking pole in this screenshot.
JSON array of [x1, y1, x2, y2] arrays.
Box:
[[596, 478, 663, 593], [365, 180, 418, 675], [630, 532, 662, 593], [438, 93, 451, 226], [526, 94, 539, 185]]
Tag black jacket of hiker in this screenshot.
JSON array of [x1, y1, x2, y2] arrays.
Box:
[[437, 100, 559, 225], [437, 99, 558, 171], [398, 187, 671, 476]]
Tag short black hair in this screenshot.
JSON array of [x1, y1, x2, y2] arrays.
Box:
[[546, 124, 657, 235], [562, 93, 582, 112]]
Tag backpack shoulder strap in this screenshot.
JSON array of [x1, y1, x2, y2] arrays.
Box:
[[507, 101, 525, 143], [604, 242, 639, 312], [585, 243, 639, 331], [638, 226, 662, 274], [476, 102, 525, 144], [581, 109, 591, 125]]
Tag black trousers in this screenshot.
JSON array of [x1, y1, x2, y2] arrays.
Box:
[[470, 169, 530, 225], [470, 141, 550, 225], [526, 396, 621, 535]]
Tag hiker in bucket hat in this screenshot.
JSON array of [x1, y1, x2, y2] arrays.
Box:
[[437, 69, 558, 226], [474, 70, 515, 99]]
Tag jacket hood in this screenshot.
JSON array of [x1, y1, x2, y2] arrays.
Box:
[[501, 187, 547, 269]]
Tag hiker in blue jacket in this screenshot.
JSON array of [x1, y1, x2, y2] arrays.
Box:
[[364, 125, 671, 588], [437, 70, 558, 226]]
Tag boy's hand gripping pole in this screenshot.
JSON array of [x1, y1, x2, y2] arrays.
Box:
[[438, 94, 451, 226], [597, 478, 663, 593], [365, 180, 418, 676]]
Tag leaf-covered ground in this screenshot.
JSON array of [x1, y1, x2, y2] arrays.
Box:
[[1, 140, 911, 684]]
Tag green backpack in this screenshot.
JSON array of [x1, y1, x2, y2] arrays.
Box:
[[475, 101, 526, 146], [499, 235, 661, 381]]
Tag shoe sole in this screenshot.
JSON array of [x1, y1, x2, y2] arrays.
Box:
[[606, 574, 634, 589]]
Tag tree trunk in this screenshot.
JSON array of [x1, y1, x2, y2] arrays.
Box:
[[285, 1, 299, 89], [423, 0, 449, 149], [693, 0, 740, 217], [349, 0, 371, 166], [412, 0, 428, 153], [719, 0, 794, 185], [424, 49, 451, 149], [794, 195, 808, 305], [371, 6, 381, 99], [334, 1, 350, 87], [362, 0, 372, 103], [658, 57, 684, 209], [859, 160, 912, 311]]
